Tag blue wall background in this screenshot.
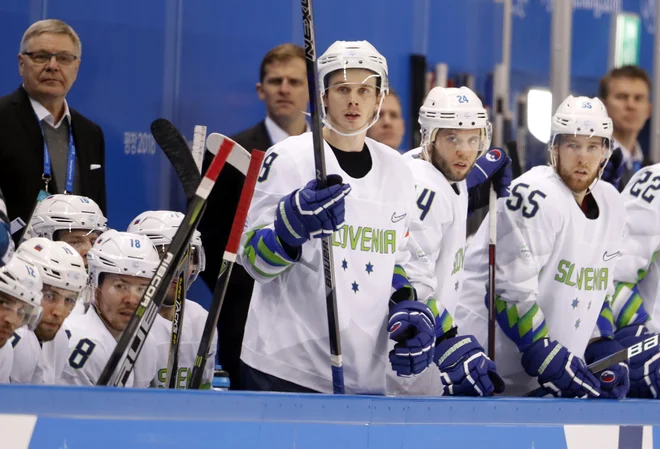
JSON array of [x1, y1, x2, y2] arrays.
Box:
[[0, 0, 655, 304]]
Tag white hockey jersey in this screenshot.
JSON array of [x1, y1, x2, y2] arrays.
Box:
[[41, 327, 70, 384], [60, 306, 158, 387], [455, 166, 625, 395], [151, 299, 216, 388], [611, 164, 660, 332], [10, 328, 43, 384], [386, 148, 469, 396], [239, 133, 419, 394], [0, 342, 13, 383]]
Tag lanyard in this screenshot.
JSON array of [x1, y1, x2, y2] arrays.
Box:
[[39, 119, 76, 194]]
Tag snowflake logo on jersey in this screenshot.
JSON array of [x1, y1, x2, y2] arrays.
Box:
[[486, 149, 502, 162]]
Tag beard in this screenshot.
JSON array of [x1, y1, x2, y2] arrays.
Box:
[[556, 153, 600, 193], [430, 147, 475, 182]]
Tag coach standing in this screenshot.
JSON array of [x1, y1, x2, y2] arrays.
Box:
[[0, 19, 107, 229]]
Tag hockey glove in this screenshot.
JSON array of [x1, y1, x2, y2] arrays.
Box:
[[274, 174, 351, 248], [388, 300, 435, 377], [615, 325, 660, 398], [584, 338, 630, 399], [521, 338, 601, 398], [434, 334, 505, 396], [467, 148, 512, 214], [601, 148, 624, 190], [0, 221, 13, 267]]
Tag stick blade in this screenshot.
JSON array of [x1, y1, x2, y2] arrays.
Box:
[[206, 133, 251, 176], [151, 118, 202, 202]]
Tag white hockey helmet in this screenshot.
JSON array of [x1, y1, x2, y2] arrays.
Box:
[[127, 210, 206, 282], [87, 230, 160, 288], [550, 95, 613, 150], [418, 86, 492, 155], [0, 256, 43, 330], [318, 40, 389, 136], [16, 238, 87, 293], [29, 194, 107, 240], [549, 95, 613, 179]]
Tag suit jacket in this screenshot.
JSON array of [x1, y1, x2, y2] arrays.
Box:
[[198, 120, 273, 389], [0, 86, 107, 224]]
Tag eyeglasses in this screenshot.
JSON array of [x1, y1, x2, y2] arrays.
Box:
[[22, 51, 78, 65]]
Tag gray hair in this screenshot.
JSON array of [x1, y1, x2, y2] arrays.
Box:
[[20, 19, 82, 57]]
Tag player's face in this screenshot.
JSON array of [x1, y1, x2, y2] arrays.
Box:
[[0, 292, 31, 347], [96, 273, 150, 332], [18, 32, 80, 103], [257, 58, 309, 125], [324, 69, 381, 133], [366, 94, 405, 149], [55, 229, 99, 268], [35, 284, 78, 342], [603, 77, 651, 135], [554, 135, 607, 192], [430, 128, 481, 181]]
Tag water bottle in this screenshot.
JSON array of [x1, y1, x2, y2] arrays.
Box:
[[212, 364, 230, 391]]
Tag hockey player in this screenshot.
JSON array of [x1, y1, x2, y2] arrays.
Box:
[[0, 186, 13, 268], [0, 256, 42, 383], [606, 163, 660, 398], [61, 230, 159, 387], [127, 210, 215, 388], [456, 95, 629, 398], [28, 194, 107, 268], [390, 86, 511, 396], [238, 40, 435, 394], [10, 238, 87, 384]]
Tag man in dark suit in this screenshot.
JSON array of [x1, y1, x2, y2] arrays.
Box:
[[198, 43, 309, 390], [599, 65, 653, 190], [0, 19, 106, 231]]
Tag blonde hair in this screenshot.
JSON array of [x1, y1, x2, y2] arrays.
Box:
[[20, 19, 82, 56]]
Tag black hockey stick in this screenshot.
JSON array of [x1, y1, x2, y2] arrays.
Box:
[[189, 140, 265, 390], [523, 333, 660, 397], [487, 187, 497, 361], [301, 0, 344, 394], [151, 118, 202, 204], [164, 250, 190, 388], [96, 123, 236, 387]]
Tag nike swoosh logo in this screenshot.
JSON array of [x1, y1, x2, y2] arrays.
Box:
[[603, 251, 620, 262], [391, 213, 407, 223]]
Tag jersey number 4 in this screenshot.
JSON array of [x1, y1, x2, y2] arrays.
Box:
[[630, 170, 660, 203], [416, 188, 436, 221], [506, 183, 546, 218]]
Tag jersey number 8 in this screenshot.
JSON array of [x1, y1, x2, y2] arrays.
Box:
[[69, 338, 96, 369], [629, 170, 660, 204], [506, 183, 546, 218], [258, 153, 279, 183]]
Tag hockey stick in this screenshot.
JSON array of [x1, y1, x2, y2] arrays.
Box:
[[207, 133, 251, 176], [189, 137, 265, 390], [163, 124, 206, 388], [301, 0, 344, 394], [523, 333, 660, 397], [151, 119, 202, 204], [164, 250, 190, 389], [192, 125, 207, 173], [487, 186, 497, 360], [96, 124, 236, 387]]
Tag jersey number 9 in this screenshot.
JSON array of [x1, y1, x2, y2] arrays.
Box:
[[506, 183, 546, 218]]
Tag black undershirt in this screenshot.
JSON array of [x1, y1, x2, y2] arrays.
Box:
[[580, 191, 600, 219], [327, 141, 372, 179]]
